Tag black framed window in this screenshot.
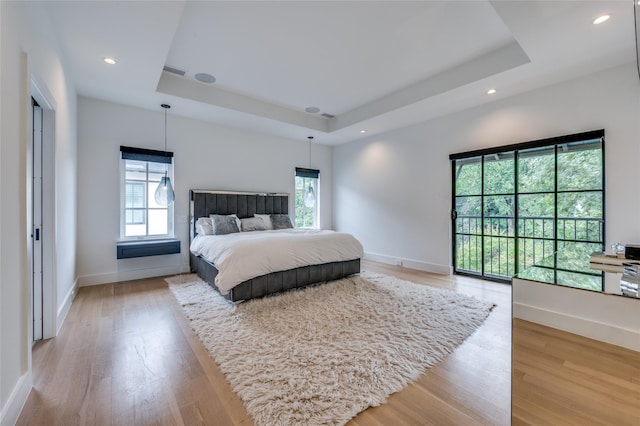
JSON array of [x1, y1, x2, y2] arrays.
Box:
[[450, 130, 605, 291]]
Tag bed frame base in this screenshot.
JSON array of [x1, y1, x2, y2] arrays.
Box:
[[190, 253, 360, 302]]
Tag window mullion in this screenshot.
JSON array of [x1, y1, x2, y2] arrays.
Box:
[[514, 151, 519, 277], [146, 162, 150, 237], [480, 156, 485, 278], [553, 145, 558, 285]]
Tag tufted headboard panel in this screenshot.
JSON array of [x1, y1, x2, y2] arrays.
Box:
[[189, 190, 289, 240]]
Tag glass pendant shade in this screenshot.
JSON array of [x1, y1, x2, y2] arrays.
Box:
[[155, 174, 175, 206], [304, 185, 316, 207]]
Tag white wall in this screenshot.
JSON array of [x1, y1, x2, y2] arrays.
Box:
[[513, 277, 640, 352], [0, 1, 77, 424], [334, 63, 640, 275], [76, 97, 334, 286]]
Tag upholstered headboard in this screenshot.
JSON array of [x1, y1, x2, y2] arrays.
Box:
[[189, 190, 289, 241]]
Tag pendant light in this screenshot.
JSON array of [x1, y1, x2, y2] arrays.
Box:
[[304, 136, 316, 208], [155, 104, 175, 206]]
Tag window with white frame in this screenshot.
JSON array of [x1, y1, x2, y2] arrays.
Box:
[[120, 146, 174, 239], [295, 167, 319, 229]]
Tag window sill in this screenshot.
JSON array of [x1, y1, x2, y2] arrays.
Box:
[[116, 239, 180, 259]]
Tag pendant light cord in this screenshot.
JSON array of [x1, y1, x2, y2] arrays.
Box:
[[161, 104, 171, 181], [161, 104, 171, 153], [308, 136, 313, 168], [635, 1, 640, 80]]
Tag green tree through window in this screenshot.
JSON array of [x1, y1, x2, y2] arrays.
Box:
[[451, 132, 604, 291]]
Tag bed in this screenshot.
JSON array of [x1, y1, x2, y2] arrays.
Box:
[[189, 190, 362, 302]]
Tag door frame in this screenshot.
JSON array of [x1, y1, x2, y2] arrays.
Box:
[[30, 77, 56, 340], [32, 99, 43, 342]]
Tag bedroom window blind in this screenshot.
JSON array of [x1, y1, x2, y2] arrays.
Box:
[[295, 167, 320, 229], [120, 146, 173, 164], [120, 146, 174, 239], [295, 167, 319, 179]]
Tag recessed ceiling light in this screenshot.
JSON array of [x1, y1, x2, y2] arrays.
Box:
[[593, 14, 611, 25], [487, 88, 497, 95], [103, 57, 116, 65], [195, 73, 216, 83], [360, 130, 366, 134], [305, 106, 320, 114]]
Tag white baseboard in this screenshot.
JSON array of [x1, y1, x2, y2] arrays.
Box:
[[513, 302, 640, 352], [363, 252, 452, 275], [56, 277, 78, 335], [0, 371, 32, 426], [77, 264, 191, 287]]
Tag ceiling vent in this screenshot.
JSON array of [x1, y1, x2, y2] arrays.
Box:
[[320, 113, 335, 119], [163, 65, 186, 76]]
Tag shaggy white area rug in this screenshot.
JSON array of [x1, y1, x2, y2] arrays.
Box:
[[166, 272, 494, 426]]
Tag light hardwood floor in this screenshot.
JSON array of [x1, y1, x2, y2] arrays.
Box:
[[18, 261, 511, 425], [512, 318, 640, 425]]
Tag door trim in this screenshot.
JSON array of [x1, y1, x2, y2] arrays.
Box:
[[30, 77, 56, 340], [32, 101, 43, 342]]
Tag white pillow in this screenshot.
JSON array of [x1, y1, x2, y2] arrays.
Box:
[[195, 217, 213, 235], [254, 214, 273, 230]]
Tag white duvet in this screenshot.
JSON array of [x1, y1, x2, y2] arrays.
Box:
[[190, 229, 364, 294]]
